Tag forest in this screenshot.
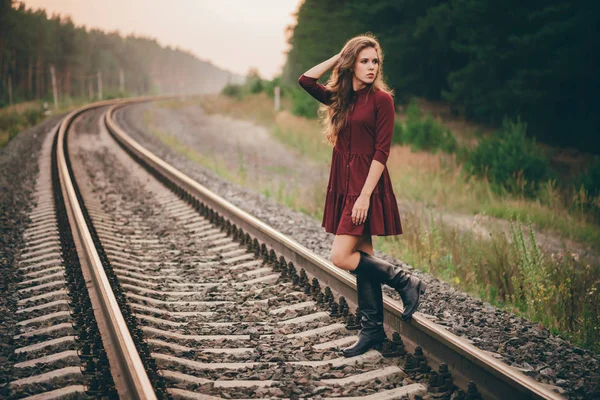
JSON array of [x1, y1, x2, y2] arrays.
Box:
[[282, 0, 600, 155], [0, 0, 235, 107]]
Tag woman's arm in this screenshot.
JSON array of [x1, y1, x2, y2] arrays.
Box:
[[298, 53, 341, 105], [303, 53, 341, 79], [352, 92, 395, 225], [360, 161, 386, 198], [352, 161, 385, 225]]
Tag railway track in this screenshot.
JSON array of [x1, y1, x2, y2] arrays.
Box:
[[4, 98, 565, 399]]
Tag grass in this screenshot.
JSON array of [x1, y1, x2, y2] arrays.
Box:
[[143, 109, 328, 220], [0, 96, 112, 148], [384, 146, 600, 246], [153, 94, 600, 351], [143, 111, 240, 184]]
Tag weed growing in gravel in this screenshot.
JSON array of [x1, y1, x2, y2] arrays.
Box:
[[375, 209, 600, 351], [236, 141, 248, 183], [0, 104, 44, 147]]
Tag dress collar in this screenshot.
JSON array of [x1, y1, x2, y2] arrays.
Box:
[[352, 84, 371, 96]]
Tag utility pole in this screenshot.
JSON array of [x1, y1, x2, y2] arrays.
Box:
[[119, 68, 125, 93], [50, 65, 59, 110], [97, 71, 103, 100], [8, 73, 13, 106], [274, 86, 281, 111]]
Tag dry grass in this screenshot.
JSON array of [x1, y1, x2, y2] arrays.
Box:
[[0, 101, 40, 114], [199, 93, 283, 127], [1, 98, 92, 148]]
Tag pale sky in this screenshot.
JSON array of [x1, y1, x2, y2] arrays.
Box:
[[20, 0, 302, 79]]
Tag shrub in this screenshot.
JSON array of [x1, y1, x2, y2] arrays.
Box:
[[290, 87, 319, 119], [401, 100, 458, 154], [464, 117, 552, 198], [574, 156, 600, 217], [0, 104, 46, 146], [263, 77, 282, 98], [577, 156, 600, 198], [392, 119, 404, 145], [221, 83, 244, 100], [23, 107, 43, 126], [248, 78, 264, 94]]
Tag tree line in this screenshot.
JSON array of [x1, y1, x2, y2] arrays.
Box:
[[0, 0, 236, 107], [282, 0, 600, 154]]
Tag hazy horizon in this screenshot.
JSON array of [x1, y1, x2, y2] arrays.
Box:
[[19, 0, 302, 79]]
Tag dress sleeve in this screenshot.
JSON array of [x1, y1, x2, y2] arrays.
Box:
[[298, 74, 332, 105], [373, 91, 395, 165]]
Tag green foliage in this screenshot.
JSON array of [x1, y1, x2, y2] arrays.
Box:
[[290, 87, 320, 119], [392, 119, 404, 145], [464, 118, 552, 198], [577, 156, 600, 198], [281, 0, 366, 85], [396, 101, 458, 154], [248, 78, 264, 94], [263, 76, 282, 98], [507, 217, 600, 351], [0, 104, 44, 147], [22, 107, 43, 126], [221, 76, 286, 101], [221, 84, 244, 100], [573, 156, 600, 216]]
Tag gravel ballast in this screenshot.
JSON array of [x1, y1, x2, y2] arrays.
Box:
[[0, 116, 64, 398]]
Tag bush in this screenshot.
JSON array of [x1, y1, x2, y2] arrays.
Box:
[[290, 87, 319, 119], [400, 100, 458, 154], [577, 156, 600, 198], [464, 117, 552, 198], [0, 104, 45, 146], [574, 156, 600, 217], [23, 107, 43, 126], [263, 77, 282, 98], [221, 83, 244, 100], [392, 119, 404, 145], [248, 78, 264, 94]]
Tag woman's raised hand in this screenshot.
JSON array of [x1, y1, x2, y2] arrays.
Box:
[[303, 52, 343, 79]]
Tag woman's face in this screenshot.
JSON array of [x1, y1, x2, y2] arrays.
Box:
[[353, 46, 379, 85]]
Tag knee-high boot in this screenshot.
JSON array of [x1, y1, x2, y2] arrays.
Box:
[[354, 250, 427, 321], [342, 272, 385, 357]]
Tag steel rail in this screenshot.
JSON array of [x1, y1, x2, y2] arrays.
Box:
[[106, 99, 564, 400], [55, 100, 158, 400]]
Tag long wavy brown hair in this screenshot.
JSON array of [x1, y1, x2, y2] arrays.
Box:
[[319, 33, 393, 145]]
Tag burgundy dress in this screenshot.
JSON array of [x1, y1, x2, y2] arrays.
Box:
[[298, 74, 403, 236]]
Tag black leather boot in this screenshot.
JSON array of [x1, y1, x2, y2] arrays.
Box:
[[342, 272, 385, 357], [355, 251, 427, 320]]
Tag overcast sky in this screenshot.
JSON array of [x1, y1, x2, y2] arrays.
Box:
[[20, 0, 302, 78]]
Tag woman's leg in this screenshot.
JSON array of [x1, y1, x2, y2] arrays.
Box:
[[330, 234, 363, 270], [342, 233, 385, 357], [354, 234, 373, 256]]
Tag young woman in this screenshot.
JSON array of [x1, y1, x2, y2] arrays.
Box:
[[298, 34, 426, 357]]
